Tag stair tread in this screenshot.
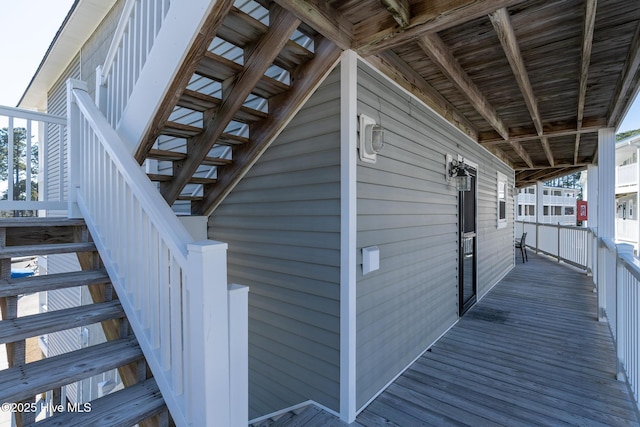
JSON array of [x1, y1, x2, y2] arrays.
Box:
[[0, 269, 110, 298], [0, 218, 86, 228], [0, 242, 96, 258], [36, 378, 165, 427], [0, 337, 142, 404], [0, 300, 124, 345]]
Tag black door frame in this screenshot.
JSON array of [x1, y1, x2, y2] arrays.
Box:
[[458, 165, 477, 316]]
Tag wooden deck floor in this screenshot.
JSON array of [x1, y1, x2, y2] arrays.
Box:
[[274, 252, 640, 426]]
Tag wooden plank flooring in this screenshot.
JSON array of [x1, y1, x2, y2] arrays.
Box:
[[274, 252, 640, 426]]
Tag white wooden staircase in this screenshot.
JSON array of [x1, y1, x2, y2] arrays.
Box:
[[0, 218, 168, 426]]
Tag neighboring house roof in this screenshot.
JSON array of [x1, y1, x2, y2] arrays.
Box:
[[616, 134, 640, 164], [18, 0, 118, 110]]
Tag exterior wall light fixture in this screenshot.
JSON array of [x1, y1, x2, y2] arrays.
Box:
[[446, 154, 472, 192], [358, 114, 384, 163]]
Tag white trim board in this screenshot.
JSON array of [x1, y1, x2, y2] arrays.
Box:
[[339, 49, 358, 424]]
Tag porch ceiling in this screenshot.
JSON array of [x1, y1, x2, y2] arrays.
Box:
[[270, 0, 640, 187], [145, 0, 640, 214]]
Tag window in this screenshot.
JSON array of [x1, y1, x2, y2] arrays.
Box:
[[544, 206, 549, 216], [553, 206, 562, 215], [565, 207, 574, 216], [497, 172, 508, 228], [518, 205, 522, 216]]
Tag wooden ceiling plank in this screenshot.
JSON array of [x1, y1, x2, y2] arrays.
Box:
[[161, 5, 302, 205], [575, 0, 597, 164], [193, 37, 342, 215], [366, 51, 478, 141], [418, 32, 532, 167], [607, 21, 640, 128], [357, 0, 528, 56], [380, 0, 411, 28], [514, 162, 591, 171], [273, 0, 353, 50], [489, 7, 554, 167], [134, 0, 236, 164], [418, 33, 509, 140]]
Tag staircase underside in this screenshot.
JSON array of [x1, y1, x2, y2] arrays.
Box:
[[137, 0, 341, 215]]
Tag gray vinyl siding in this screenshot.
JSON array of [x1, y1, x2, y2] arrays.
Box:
[[355, 61, 514, 409], [208, 67, 341, 419]]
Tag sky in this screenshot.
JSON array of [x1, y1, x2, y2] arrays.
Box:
[[0, 0, 75, 107], [0, 0, 638, 133]]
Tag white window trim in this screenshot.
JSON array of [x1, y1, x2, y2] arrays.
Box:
[[497, 171, 508, 229]]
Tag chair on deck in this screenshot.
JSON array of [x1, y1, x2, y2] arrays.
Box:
[[515, 232, 528, 263]]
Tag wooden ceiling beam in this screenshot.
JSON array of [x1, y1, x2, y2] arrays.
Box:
[[380, 0, 411, 28], [607, 21, 640, 129], [134, 0, 235, 164], [160, 5, 301, 205], [193, 37, 342, 215], [575, 0, 597, 165], [489, 7, 554, 167], [514, 162, 591, 171], [418, 32, 532, 168], [273, 0, 353, 50], [479, 124, 601, 145], [365, 51, 478, 141], [357, 0, 528, 56], [517, 166, 586, 185]]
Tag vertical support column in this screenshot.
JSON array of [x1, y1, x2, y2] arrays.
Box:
[[228, 284, 249, 426], [340, 49, 358, 423], [186, 241, 230, 427], [598, 128, 616, 321], [535, 181, 544, 253]]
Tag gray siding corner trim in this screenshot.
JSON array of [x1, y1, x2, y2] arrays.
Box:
[[355, 59, 514, 410], [209, 67, 342, 420]]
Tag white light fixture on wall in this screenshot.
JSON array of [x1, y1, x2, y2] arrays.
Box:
[[358, 114, 384, 163], [446, 154, 472, 192]]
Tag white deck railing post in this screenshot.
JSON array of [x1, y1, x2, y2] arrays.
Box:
[[187, 241, 231, 426], [66, 79, 86, 218]]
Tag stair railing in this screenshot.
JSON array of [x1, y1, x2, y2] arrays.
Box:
[[96, 0, 218, 152], [97, 0, 170, 128], [67, 79, 248, 426]]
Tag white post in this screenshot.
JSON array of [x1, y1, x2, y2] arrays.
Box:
[[598, 129, 616, 321], [616, 243, 634, 381], [340, 49, 358, 423], [588, 165, 599, 287], [66, 79, 87, 219], [228, 284, 249, 426], [187, 240, 230, 427]]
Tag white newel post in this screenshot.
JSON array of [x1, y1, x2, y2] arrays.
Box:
[[187, 240, 230, 426], [616, 243, 634, 381], [228, 284, 249, 426], [598, 129, 615, 321], [66, 79, 87, 219]]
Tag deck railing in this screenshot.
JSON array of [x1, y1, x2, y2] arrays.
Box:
[[523, 220, 640, 410], [0, 106, 67, 212], [68, 79, 247, 426], [516, 221, 591, 271]]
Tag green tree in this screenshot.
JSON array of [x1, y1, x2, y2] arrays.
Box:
[[616, 128, 640, 141], [0, 127, 39, 216]]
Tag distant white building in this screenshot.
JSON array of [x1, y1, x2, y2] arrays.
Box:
[[516, 184, 578, 225], [615, 134, 640, 252]]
